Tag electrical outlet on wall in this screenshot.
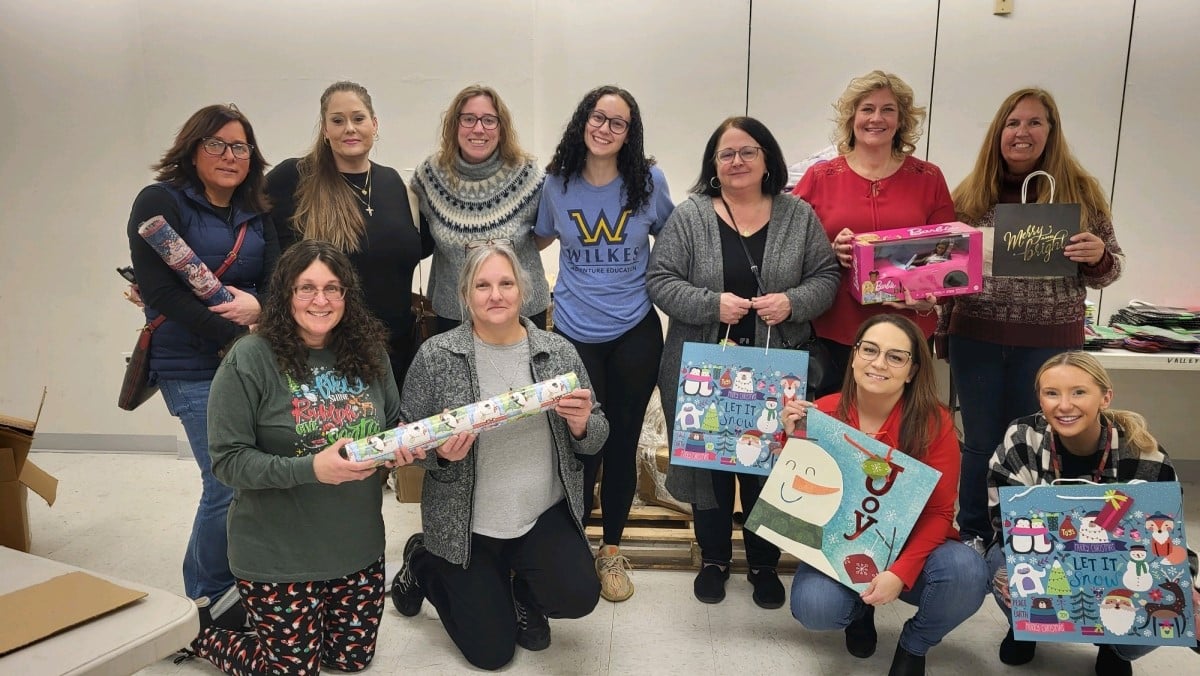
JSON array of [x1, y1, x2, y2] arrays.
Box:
[[994, 0, 1014, 15]]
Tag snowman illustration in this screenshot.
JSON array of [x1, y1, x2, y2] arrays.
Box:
[[756, 397, 780, 435], [1120, 545, 1154, 592]]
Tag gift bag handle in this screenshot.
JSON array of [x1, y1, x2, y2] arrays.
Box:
[[1020, 170, 1056, 204], [1007, 478, 1146, 500]]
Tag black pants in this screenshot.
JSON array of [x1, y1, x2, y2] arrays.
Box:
[[814, 337, 853, 399], [693, 471, 781, 569], [434, 310, 547, 336], [411, 501, 599, 671], [558, 310, 663, 545]]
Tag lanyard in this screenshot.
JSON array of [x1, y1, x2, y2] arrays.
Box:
[[1049, 423, 1112, 483]]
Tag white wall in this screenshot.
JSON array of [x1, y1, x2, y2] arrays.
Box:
[[1, 0, 1196, 456]]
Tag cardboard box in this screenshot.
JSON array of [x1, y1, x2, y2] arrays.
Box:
[[0, 571, 147, 656], [393, 465, 423, 504], [850, 222, 983, 304], [0, 389, 58, 552]]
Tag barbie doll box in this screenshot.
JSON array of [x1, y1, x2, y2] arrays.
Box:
[[849, 222, 982, 305]]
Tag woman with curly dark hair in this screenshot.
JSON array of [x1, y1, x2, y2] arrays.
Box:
[[533, 85, 674, 602], [192, 240, 416, 674]]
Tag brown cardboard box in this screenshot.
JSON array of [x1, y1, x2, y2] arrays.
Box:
[[0, 389, 58, 552], [0, 571, 147, 656], [393, 465, 423, 503]]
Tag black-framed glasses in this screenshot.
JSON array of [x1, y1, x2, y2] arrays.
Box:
[[458, 113, 500, 130], [294, 284, 347, 301], [465, 238, 514, 251], [716, 146, 764, 164], [855, 340, 912, 368], [586, 110, 629, 135], [200, 137, 254, 160]]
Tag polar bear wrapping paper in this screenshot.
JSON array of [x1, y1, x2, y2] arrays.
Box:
[[998, 481, 1195, 646], [668, 341, 810, 476], [744, 410, 941, 592], [344, 372, 579, 465]]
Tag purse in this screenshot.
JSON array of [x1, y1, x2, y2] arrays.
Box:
[[118, 222, 248, 411], [411, 260, 436, 346]]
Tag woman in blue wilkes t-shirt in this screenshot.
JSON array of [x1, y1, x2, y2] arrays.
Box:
[[535, 85, 674, 603]]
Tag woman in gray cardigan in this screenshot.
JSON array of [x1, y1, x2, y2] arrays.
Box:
[[647, 116, 839, 609], [391, 242, 608, 671]]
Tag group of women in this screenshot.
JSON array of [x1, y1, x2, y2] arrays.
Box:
[[126, 69, 1194, 676]]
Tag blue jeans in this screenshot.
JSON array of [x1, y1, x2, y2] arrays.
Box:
[[984, 545, 1155, 661], [949, 336, 1067, 541], [159, 378, 234, 600], [791, 540, 988, 656]]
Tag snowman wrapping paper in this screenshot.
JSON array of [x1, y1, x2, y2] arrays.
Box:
[[999, 481, 1195, 646], [744, 409, 941, 592], [669, 341, 810, 476]]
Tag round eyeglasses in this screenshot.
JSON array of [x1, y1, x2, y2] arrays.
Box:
[[586, 110, 629, 135], [458, 113, 500, 130], [715, 146, 763, 164], [855, 341, 912, 368], [294, 284, 347, 301]]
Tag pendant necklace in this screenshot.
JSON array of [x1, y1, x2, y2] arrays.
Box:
[[341, 165, 374, 217]]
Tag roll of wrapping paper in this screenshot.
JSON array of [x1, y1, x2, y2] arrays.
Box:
[[137, 215, 234, 305], [344, 372, 580, 465]]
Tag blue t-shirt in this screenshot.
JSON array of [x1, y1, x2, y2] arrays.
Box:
[[535, 165, 674, 342]]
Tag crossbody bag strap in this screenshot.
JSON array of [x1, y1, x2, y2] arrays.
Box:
[[718, 195, 791, 350], [146, 222, 247, 335]]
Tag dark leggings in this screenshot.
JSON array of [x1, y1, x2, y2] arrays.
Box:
[[434, 310, 547, 336], [193, 556, 385, 674], [693, 471, 781, 569], [558, 310, 663, 545]]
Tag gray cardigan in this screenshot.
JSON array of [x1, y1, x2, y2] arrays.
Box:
[[646, 192, 839, 509], [400, 318, 608, 566]]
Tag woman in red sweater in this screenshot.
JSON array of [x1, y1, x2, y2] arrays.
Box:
[[793, 71, 955, 397], [784, 315, 987, 676]]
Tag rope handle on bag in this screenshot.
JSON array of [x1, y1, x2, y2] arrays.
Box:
[[1020, 170, 1056, 204]]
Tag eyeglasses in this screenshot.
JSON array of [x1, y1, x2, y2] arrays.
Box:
[[855, 341, 912, 368], [294, 284, 347, 301], [200, 137, 254, 160], [716, 146, 764, 164], [465, 238, 514, 251], [586, 110, 629, 135], [458, 113, 500, 130]]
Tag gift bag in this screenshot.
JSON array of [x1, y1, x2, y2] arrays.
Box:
[[998, 480, 1195, 646], [745, 410, 941, 591], [668, 341, 809, 476], [992, 171, 1081, 277]]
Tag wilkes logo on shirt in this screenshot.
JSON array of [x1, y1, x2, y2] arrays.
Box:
[[570, 208, 630, 245]]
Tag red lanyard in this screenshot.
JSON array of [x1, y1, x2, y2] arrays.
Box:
[[1049, 423, 1112, 483]]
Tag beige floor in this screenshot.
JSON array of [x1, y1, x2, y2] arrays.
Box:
[[22, 451, 1200, 675]]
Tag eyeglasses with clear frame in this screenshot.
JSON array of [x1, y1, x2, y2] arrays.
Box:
[[458, 113, 500, 130], [200, 137, 254, 160], [465, 238, 514, 251], [586, 110, 629, 135], [293, 284, 347, 301], [854, 340, 912, 368], [715, 146, 764, 164]]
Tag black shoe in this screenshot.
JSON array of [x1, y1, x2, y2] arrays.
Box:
[[747, 568, 785, 609], [513, 578, 550, 651], [1094, 644, 1132, 676], [693, 564, 730, 604], [844, 605, 877, 658], [391, 533, 425, 617], [195, 585, 247, 632], [887, 643, 925, 676], [998, 628, 1036, 665]]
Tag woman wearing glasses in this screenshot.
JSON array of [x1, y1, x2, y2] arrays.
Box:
[[266, 81, 429, 390], [126, 104, 278, 626], [411, 84, 549, 334], [783, 315, 987, 676], [792, 71, 955, 397], [192, 241, 412, 673], [533, 85, 675, 602], [647, 116, 839, 608]]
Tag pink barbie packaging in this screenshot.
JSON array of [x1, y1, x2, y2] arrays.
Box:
[[849, 222, 983, 305]]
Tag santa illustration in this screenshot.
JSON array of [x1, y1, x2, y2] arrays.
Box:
[[1098, 588, 1137, 636]]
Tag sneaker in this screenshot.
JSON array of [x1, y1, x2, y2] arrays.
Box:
[[195, 586, 247, 632], [596, 544, 634, 602], [513, 578, 550, 651], [844, 605, 877, 658], [887, 642, 925, 676], [693, 563, 730, 604], [1094, 644, 1132, 676], [747, 568, 785, 609], [391, 532, 425, 617], [998, 628, 1036, 665]]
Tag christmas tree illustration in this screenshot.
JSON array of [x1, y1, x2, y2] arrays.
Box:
[[1047, 560, 1072, 596], [701, 403, 720, 432], [1070, 587, 1099, 626]]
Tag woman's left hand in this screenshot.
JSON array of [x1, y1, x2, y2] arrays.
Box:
[[554, 389, 593, 439], [861, 570, 904, 606], [782, 398, 813, 437], [883, 289, 937, 315], [751, 293, 793, 327], [1065, 232, 1106, 265], [209, 286, 261, 326]]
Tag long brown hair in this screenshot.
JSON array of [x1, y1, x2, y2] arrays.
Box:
[[1034, 352, 1157, 456], [836, 314, 944, 459], [152, 104, 270, 212], [293, 81, 375, 252], [434, 84, 531, 178], [952, 88, 1111, 228]]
